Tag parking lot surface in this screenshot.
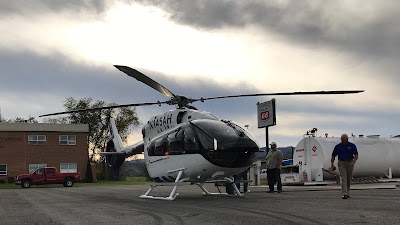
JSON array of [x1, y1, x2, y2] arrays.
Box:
[[1, 183, 399, 225]]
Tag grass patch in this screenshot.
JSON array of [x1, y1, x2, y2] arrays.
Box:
[[76, 177, 148, 187], [0, 183, 18, 189], [0, 177, 149, 189]]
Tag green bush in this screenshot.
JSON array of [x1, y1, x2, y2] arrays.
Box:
[[84, 159, 94, 183], [96, 160, 110, 181]]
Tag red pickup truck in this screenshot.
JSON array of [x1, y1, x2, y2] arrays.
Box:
[[15, 167, 81, 188]]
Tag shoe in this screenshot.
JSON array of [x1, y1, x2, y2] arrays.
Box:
[[267, 191, 274, 193], [342, 195, 348, 199], [277, 190, 282, 193]]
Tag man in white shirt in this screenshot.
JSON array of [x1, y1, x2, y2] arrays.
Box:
[[266, 142, 283, 193]]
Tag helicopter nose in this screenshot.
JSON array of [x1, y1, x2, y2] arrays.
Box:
[[190, 119, 258, 168], [204, 137, 258, 168]]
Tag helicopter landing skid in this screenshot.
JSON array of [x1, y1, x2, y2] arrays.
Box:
[[140, 169, 187, 201], [139, 171, 245, 200], [197, 177, 244, 198]]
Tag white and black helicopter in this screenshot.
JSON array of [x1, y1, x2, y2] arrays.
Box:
[[41, 65, 364, 200]]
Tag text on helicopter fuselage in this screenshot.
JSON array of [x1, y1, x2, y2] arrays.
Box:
[[148, 114, 173, 130]]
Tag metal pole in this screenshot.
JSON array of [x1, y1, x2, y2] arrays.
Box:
[[265, 127, 269, 154]]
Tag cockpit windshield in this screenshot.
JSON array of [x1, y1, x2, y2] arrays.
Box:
[[191, 119, 238, 151], [222, 120, 259, 146], [191, 119, 258, 167]]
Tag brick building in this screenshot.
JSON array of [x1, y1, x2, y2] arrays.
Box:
[[0, 123, 89, 183]]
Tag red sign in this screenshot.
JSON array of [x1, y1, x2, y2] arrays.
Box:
[[260, 109, 270, 121], [257, 99, 276, 128]]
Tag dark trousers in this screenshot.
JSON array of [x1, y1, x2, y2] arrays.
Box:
[[235, 170, 249, 193], [267, 168, 282, 191]]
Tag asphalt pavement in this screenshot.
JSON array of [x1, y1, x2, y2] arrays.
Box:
[[1, 182, 399, 225]]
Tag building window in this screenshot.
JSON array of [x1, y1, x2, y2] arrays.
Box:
[[59, 135, 76, 145], [0, 164, 7, 176], [29, 164, 47, 173], [28, 135, 46, 144], [60, 163, 77, 173]]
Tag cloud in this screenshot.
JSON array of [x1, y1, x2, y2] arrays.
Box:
[[0, 0, 108, 17], [149, 1, 399, 52], [143, 0, 400, 82], [1, 1, 398, 147], [0, 51, 367, 138], [1, 0, 398, 97]]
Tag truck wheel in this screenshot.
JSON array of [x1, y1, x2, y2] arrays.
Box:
[[64, 178, 74, 187], [22, 180, 31, 188]]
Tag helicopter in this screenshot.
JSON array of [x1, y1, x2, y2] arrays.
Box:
[[40, 65, 364, 200]]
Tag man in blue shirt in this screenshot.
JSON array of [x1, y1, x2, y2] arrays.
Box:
[[331, 134, 359, 199]]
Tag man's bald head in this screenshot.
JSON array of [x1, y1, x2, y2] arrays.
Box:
[[341, 134, 349, 143]]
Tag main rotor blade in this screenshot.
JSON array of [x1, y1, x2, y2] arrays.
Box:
[[193, 90, 364, 102], [114, 65, 176, 98], [39, 101, 169, 117]]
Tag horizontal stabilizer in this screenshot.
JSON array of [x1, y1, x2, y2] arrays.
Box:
[[99, 151, 126, 155], [101, 141, 144, 156]]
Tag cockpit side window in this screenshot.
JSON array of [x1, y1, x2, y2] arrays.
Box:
[[147, 142, 155, 156], [183, 127, 200, 153], [168, 131, 183, 155], [147, 126, 201, 156], [154, 137, 168, 156], [193, 125, 214, 151]]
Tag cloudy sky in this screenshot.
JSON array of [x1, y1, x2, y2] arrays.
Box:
[[1, 0, 399, 148]]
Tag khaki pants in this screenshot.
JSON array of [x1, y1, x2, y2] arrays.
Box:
[[338, 160, 355, 196]]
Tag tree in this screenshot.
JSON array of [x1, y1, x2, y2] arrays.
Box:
[[1, 116, 38, 123], [43, 97, 140, 161]]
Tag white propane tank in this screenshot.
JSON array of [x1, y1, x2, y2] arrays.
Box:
[[293, 136, 400, 181]]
